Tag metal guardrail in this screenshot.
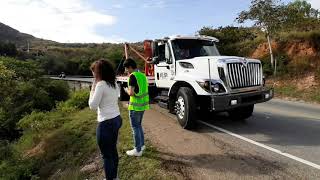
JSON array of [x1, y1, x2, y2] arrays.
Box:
[[49, 76, 94, 83]]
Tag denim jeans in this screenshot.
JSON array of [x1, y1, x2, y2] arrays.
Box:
[[96, 115, 122, 180], [129, 110, 145, 152]]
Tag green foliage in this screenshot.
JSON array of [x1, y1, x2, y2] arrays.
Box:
[[316, 67, 320, 81], [199, 26, 259, 56], [287, 56, 314, 75], [0, 108, 96, 180], [1, 101, 174, 179], [0, 140, 13, 161], [45, 80, 70, 102], [275, 84, 300, 97], [0, 42, 18, 57], [37, 44, 124, 75], [261, 53, 289, 76], [283, 0, 320, 31], [237, 0, 320, 34], [56, 90, 90, 114], [0, 57, 70, 140], [15, 81, 54, 112], [279, 30, 320, 45], [237, 0, 284, 34], [18, 111, 52, 133], [0, 56, 43, 80]]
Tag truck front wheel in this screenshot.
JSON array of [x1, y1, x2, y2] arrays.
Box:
[[228, 105, 254, 120], [175, 87, 196, 129]]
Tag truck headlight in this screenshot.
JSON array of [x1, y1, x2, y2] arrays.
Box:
[[213, 84, 220, 92], [197, 81, 210, 91], [197, 81, 225, 93]]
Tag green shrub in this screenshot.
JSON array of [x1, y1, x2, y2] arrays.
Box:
[[287, 57, 313, 75], [46, 80, 70, 102], [0, 56, 43, 80], [58, 90, 89, 111], [15, 82, 54, 112], [275, 85, 301, 98], [261, 53, 289, 77], [0, 140, 13, 161]]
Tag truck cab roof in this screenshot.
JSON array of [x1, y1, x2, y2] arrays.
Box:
[[160, 35, 219, 42]]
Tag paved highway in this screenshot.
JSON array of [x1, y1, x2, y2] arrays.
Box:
[[197, 99, 320, 177]]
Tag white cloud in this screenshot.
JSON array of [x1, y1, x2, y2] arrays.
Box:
[[308, 0, 320, 9], [112, 4, 124, 9], [142, 0, 166, 9], [0, 0, 124, 43]]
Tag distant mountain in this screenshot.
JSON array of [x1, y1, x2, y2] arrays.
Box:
[[0, 22, 56, 49]]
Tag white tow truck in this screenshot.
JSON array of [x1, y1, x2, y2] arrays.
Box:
[[117, 35, 273, 129]]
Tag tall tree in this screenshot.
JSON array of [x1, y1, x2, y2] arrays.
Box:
[[283, 0, 320, 31], [237, 0, 285, 74]]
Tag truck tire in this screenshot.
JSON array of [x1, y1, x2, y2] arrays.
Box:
[[118, 83, 129, 101], [175, 87, 196, 129], [228, 104, 254, 121]]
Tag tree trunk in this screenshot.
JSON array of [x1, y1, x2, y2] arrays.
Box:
[[266, 34, 274, 69]]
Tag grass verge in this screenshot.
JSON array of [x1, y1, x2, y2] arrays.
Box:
[[268, 78, 320, 104], [0, 90, 174, 179]]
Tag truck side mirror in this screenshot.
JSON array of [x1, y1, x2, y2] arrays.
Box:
[[165, 43, 172, 64], [152, 41, 158, 58]]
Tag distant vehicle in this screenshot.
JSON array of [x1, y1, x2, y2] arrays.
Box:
[[59, 72, 66, 78]]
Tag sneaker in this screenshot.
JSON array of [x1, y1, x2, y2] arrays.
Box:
[[126, 149, 142, 157], [141, 145, 146, 151]]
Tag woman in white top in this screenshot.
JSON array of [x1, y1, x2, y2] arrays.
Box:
[[88, 59, 122, 180]]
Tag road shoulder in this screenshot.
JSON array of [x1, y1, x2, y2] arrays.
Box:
[[142, 104, 308, 179]]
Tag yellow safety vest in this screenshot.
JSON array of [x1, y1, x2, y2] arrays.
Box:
[[128, 72, 150, 111]]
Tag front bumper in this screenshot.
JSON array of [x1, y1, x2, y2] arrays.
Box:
[[200, 87, 274, 112]]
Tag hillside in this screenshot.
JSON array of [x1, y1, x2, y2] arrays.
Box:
[[0, 22, 56, 49]]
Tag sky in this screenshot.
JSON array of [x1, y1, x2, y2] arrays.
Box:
[[0, 0, 319, 43]]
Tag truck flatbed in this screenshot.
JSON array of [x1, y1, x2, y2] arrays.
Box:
[[116, 75, 156, 86]]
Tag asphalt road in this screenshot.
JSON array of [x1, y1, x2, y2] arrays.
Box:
[[198, 99, 320, 176]]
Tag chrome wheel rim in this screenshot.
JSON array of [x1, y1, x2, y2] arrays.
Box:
[[176, 96, 185, 119]]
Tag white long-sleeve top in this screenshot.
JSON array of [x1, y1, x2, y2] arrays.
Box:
[[88, 80, 120, 122]]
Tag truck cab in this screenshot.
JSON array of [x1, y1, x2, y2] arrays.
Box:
[[151, 35, 273, 129]]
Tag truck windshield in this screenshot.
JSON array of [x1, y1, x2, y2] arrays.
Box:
[[172, 39, 220, 60]]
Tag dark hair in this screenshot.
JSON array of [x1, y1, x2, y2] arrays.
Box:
[[123, 58, 137, 69], [90, 59, 116, 88]]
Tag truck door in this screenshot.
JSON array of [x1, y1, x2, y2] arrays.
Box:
[[154, 43, 175, 89]]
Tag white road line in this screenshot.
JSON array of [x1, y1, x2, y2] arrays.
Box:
[[198, 120, 320, 170]]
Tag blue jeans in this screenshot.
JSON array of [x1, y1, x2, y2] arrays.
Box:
[[129, 110, 145, 152], [96, 115, 122, 180]]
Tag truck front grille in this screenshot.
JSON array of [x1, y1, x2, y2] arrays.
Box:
[[227, 62, 262, 89]]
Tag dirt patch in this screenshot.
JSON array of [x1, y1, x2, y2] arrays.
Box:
[[24, 141, 45, 158], [142, 105, 298, 180], [251, 40, 318, 59], [294, 74, 318, 91], [251, 42, 278, 59], [80, 152, 102, 174], [285, 41, 317, 58]]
